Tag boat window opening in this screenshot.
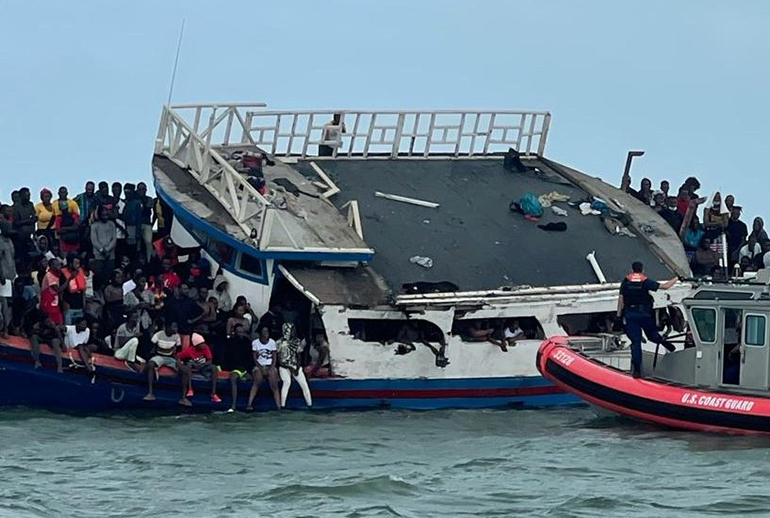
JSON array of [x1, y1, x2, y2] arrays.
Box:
[[745, 315, 767, 347], [691, 308, 717, 343], [348, 319, 445, 344], [238, 253, 263, 277], [722, 308, 743, 385], [557, 312, 615, 335], [210, 239, 236, 267], [451, 317, 544, 341], [271, 277, 313, 340]]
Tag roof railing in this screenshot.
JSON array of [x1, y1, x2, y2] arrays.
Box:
[[154, 103, 552, 248]]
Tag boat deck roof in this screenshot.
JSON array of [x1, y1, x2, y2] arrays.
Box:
[[294, 157, 683, 292]]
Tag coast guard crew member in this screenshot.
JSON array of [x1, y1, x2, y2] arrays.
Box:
[[617, 261, 678, 378]]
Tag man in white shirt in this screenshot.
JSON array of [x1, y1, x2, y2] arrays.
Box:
[[246, 326, 281, 410], [143, 321, 182, 401], [65, 317, 96, 374]]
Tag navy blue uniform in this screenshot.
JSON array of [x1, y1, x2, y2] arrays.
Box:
[[620, 273, 665, 375]]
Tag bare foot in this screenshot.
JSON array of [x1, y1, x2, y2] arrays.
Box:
[[33, 361, 41, 369], [179, 398, 192, 407], [56, 368, 63, 374], [143, 393, 156, 401]]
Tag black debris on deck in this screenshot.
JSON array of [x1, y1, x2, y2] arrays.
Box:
[[296, 158, 675, 292]]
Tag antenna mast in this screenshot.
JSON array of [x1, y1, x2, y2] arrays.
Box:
[[166, 18, 186, 106]]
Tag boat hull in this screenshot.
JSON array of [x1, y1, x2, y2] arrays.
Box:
[[537, 337, 770, 434], [0, 338, 578, 412]]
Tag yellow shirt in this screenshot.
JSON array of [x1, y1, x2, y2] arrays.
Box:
[[52, 199, 80, 218], [35, 202, 54, 230]]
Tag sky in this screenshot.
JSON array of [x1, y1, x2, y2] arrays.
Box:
[[1, 0, 768, 221]]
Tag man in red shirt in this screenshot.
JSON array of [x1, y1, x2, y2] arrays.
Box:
[[40, 285, 63, 327], [177, 333, 221, 406]]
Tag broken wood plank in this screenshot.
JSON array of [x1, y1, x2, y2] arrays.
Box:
[[310, 161, 341, 199], [346, 200, 363, 239], [374, 191, 439, 208]]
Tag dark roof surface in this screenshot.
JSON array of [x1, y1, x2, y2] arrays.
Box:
[[296, 158, 676, 291]]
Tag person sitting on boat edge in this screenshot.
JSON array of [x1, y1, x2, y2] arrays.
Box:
[[28, 309, 65, 372], [247, 325, 281, 411], [617, 261, 678, 378], [143, 321, 182, 402], [65, 317, 97, 377], [177, 332, 220, 406], [277, 322, 312, 409], [223, 321, 254, 412]]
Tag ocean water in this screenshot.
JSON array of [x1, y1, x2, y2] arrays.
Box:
[[1, 407, 769, 518]]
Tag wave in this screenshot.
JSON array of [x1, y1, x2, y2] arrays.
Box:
[[263, 474, 421, 500]]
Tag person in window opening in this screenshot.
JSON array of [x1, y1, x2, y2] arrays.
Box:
[[224, 322, 255, 411], [617, 261, 678, 378], [177, 332, 220, 406], [466, 320, 494, 342], [247, 326, 281, 411], [143, 321, 182, 402], [489, 319, 524, 352], [319, 113, 346, 157], [277, 322, 312, 408]]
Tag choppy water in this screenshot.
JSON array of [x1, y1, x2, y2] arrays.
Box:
[[1, 407, 769, 517]]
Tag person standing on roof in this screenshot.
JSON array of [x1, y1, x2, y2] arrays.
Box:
[[617, 261, 678, 378], [319, 113, 346, 157]]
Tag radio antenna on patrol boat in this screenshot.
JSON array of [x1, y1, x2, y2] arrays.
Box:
[[166, 18, 186, 106]]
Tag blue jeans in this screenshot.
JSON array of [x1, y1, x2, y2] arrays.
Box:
[[625, 311, 664, 374]]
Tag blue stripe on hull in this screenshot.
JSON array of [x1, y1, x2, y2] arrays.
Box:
[[0, 358, 581, 413]]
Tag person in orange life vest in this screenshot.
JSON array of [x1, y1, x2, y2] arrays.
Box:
[[61, 255, 87, 325], [617, 262, 678, 378]]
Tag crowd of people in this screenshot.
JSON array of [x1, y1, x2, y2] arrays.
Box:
[[0, 181, 329, 410], [625, 176, 768, 277]]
